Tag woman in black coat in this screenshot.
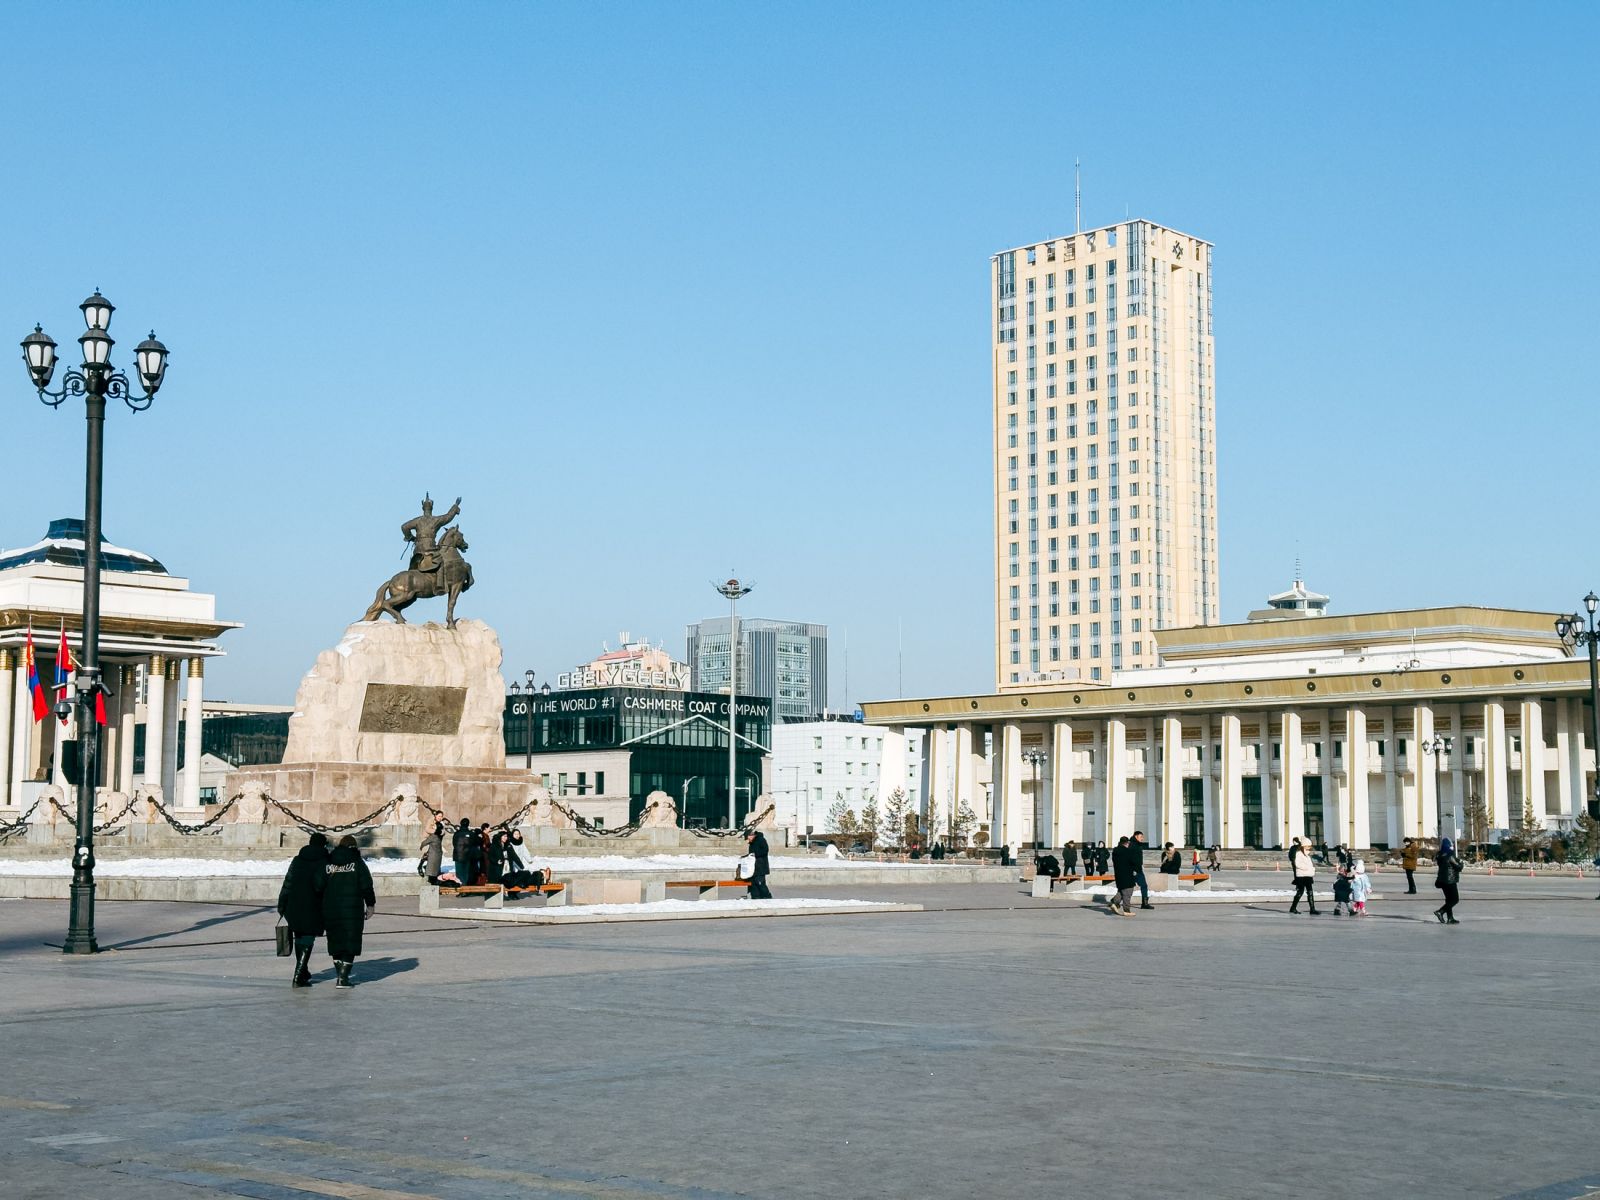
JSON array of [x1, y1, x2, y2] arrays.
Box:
[[450, 818, 472, 883], [277, 832, 328, 988], [1110, 835, 1139, 915], [321, 835, 376, 988], [1434, 836, 1463, 924], [1062, 841, 1079, 877], [486, 831, 507, 885], [1096, 841, 1110, 875]]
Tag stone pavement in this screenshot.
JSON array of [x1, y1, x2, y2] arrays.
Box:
[[1, 874, 1597, 1199]]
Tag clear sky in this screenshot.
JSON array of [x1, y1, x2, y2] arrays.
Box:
[[2, 1, 1596, 708]]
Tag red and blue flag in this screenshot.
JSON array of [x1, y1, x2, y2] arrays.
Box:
[[23, 628, 47, 722]]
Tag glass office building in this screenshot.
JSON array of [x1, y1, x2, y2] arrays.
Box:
[[505, 687, 772, 827], [685, 617, 828, 722]]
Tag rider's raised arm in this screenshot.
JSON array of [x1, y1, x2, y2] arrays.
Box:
[[440, 499, 461, 525]]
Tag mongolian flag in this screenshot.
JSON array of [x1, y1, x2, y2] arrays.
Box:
[[23, 628, 47, 722], [94, 688, 107, 727], [55, 623, 73, 720]]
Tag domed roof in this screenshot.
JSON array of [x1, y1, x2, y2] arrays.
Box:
[[0, 518, 168, 575]]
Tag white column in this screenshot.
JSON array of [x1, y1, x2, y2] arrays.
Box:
[[1051, 720, 1077, 844], [100, 671, 117, 789], [1520, 699, 1546, 826], [1200, 718, 1216, 847], [11, 665, 30, 800], [924, 727, 947, 838], [1484, 699, 1510, 830], [1382, 709, 1399, 846], [1413, 703, 1436, 840], [954, 724, 976, 836], [142, 654, 166, 789], [1219, 713, 1243, 849], [118, 665, 137, 794], [1563, 698, 1586, 821], [1346, 708, 1370, 849], [1258, 715, 1276, 847], [1447, 705, 1465, 841], [1087, 721, 1105, 843], [1143, 718, 1159, 836], [1106, 717, 1129, 842], [181, 658, 205, 810], [1280, 710, 1303, 846], [0, 650, 13, 808], [1160, 714, 1183, 847], [999, 722, 1023, 849], [161, 660, 181, 798], [50, 695, 68, 789]]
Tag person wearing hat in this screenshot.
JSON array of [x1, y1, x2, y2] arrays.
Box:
[[1289, 836, 1320, 915], [743, 826, 772, 899], [277, 832, 329, 988]]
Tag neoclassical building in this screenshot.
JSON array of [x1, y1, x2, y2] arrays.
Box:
[[0, 519, 238, 816], [863, 599, 1594, 852]]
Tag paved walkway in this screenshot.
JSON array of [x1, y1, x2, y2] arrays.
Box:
[[1, 874, 1596, 1199]]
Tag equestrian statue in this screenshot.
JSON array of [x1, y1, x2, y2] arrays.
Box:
[[363, 494, 476, 629]]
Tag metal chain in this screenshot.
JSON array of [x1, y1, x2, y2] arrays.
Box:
[[45, 792, 145, 835], [0, 798, 46, 842], [147, 793, 241, 834], [260, 794, 400, 834], [687, 802, 776, 839]]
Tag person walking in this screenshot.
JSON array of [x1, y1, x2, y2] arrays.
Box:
[[1401, 838, 1420, 894], [277, 832, 328, 988], [420, 819, 444, 885], [1207, 846, 1222, 873], [1331, 858, 1353, 916], [1351, 859, 1373, 916], [1131, 830, 1153, 909], [1289, 836, 1320, 915], [1110, 835, 1139, 915], [322, 834, 377, 989], [744, 827, 772, 899], [1434, 836, 1462, 924], [450, 818, 473, 884]]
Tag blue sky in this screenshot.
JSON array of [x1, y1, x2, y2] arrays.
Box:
[[2, 1, 1596, 707]]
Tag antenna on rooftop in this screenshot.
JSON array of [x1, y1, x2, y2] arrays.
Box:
[[1074, 159, 1082, 233]]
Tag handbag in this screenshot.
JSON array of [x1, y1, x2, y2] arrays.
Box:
[[274, 918, 293, 957], [735, 853, 756, 881]]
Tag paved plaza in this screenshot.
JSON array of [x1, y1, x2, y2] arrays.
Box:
[[1, 873, 1597, 1199]]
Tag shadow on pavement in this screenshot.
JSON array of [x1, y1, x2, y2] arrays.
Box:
[[350, 955, 420, 983], [103, 905, 275, 950]]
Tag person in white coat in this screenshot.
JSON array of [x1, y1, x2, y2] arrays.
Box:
[[1289, 836, 1320, 915]]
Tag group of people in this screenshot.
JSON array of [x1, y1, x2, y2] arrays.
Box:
[[1285, 834, 1462, 923], [417, 818, 549, 889], [276, 832, 377, 989], [1060, 839, 1222, 879]]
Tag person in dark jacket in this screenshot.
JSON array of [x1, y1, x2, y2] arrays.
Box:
[[744, 827, 772, 899], [503, 828, 535, 887], [322, 835, 376, 988], [1062, 841, 1079, 877], [1110, 835, 1139, 915], [486, 830, 507, 885], [1434, 836, 1462, 924], [1095, 841, 1110, 875], [277, 832, 328, 988], [1131, 830, 1153, 908], [1159, 842, 1182, 875], [450, 818, 472, 883], [420, 820, 444, 884]]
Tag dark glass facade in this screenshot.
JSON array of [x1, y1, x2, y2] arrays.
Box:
[[505, 688, 771, 826]]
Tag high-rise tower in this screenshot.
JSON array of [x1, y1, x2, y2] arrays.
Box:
[[992, 220, 1218, 688]]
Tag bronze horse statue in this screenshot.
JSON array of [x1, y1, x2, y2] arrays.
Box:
[[364, 525, 475, 628]]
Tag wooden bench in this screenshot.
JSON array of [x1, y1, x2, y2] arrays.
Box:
[[1030, 873, 1114, 897], [665, 879, 751, 902], [1149, 872, 1212, 892], [420, 881, 567, 913]]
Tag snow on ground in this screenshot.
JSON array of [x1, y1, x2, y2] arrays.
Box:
[[0, 854, 940, 878], [515, 897, 899, 917], [1083, 885, 1304, 900]]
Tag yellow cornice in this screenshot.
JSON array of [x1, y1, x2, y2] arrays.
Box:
[[862, 658, 1592, 727], [0, 608, 240, 641], [1155, 606, 1563, 659]]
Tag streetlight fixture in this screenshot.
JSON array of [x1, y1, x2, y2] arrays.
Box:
[[20, 292, 169, 956], [1420, 733, 1454, 840], [679, 775, 700, 829], [1022, 747, 1047, 849], [509, 669, 538, 770], [1555, 592, 1600, 820], [714, 576, 752, 827]]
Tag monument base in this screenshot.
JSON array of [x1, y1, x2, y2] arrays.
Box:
[[228, 762, 536, 828]]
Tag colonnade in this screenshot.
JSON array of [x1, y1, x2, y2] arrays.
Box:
[[912, 695, 1596, 851], [0, 648, 207, 812]]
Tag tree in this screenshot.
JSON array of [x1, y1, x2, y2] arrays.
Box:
[[953, 800, 978, 848], [1502, 796, 1551, 863], [881, 788, 909, 850], [826, 796, 857, 838], [1570, 809, 1600, 862], [1464, 788, 1490, 861], [858, 798, 880, 849]]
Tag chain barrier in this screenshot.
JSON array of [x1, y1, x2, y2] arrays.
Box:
[[0, 798, 46, 843], [260, 794, 401, 835], [549, 797, 646, 838], [148, 793, 241, 834], [45, 792, 146, 836], [686, 802, 776, 839]]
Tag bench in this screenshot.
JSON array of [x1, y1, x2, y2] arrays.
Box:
[[420, 881, 567, 913], [1149, 872, 1212, 892], [1030, 873, 1114, 897], [665, 879, 751, 902]]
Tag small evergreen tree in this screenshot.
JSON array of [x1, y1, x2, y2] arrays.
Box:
[[858, 797, 880, 848], [1571, 809, 1600, 861], [880, 788, 909, 850], [954, 800, 978, 848], [826, 796, 858, 838], [1502, 796, 1551, 862]]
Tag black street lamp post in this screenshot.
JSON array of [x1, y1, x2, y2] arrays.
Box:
[[20, 293, 168, 956], [1420, 733, 1453, 839], [1555, 593, 1600, 819], [1022, 747, 1046, 849], [508, 670, 544, 771]]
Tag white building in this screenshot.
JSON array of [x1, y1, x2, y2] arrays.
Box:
[[771, 720, 919, 836]]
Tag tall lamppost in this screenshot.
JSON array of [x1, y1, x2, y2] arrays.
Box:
[[714, 577, 752, 827], [1555, 592, 1600, 820], [508, 669, 539, 770], [1420, 733, 1454, 840], [20, 293, 169, 956], [679, 775, 700, 829], [1022, 747, 1047, 849]]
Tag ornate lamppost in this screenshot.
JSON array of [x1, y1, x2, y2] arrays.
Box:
[[508, 669, 539, 770], [1022, 746, 1047, 849], [1420, 733, 1454, 840], [714, 577, 752, 827], [1555, 593, 1600, 820], [20, 293, 168, 955]]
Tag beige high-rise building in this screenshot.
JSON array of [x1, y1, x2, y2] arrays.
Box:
[[992, 220, 1218, 689]]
